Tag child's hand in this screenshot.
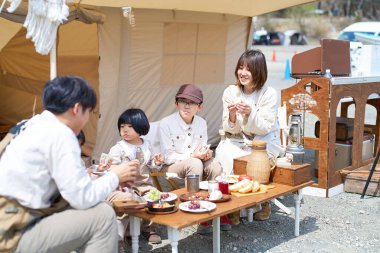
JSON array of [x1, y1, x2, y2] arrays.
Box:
[[192, 143, 209, 160], [204, 149, 213, 161], [153, 153, 163, 166], [98, 159, 112, 171]]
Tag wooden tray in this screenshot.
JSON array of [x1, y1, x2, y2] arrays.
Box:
[[179, 192, 231, 203], [146, 207, 178, 215], [112, 200, 147, 213]]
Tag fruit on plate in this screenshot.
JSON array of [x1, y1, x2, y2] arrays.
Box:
[[229, 179, 251, 192], [147, 189, 161, 201], [188, 200, 201, 210], [238, 174, 252, 181], [160, 193, 170, 199]]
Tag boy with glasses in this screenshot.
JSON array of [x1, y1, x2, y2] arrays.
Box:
[[159, 84, 231, 233]]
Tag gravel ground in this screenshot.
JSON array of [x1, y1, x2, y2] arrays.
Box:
[[123, 192, 379, 253]]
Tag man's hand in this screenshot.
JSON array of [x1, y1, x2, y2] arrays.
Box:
[[109, 159, 139, 183]]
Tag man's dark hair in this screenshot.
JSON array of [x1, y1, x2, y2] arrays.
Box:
[[117, 108, 150, 136], [77, 130, 86, 146], [42, 76, 97, 114]]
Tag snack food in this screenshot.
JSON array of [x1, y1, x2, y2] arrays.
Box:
[[229, 179, 251, 192], [238, 181, 254, 193], [208, 190, 223, 200], [147, 189, 161, 201], [252, 181, 260, 192], [188, 200, 201, 210], [152, 202, 173, 209]]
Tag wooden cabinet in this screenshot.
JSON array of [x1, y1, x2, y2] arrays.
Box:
[[281, 76, 380, 196]]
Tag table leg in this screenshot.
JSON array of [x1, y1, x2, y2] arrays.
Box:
[[167, 227, 180, 253], [129, 216, 141, 253], [293, 189, 303, 237], [272, 198, 292, 215], [212, 217, 220, 253]]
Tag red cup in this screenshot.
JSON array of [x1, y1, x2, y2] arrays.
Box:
[[218, 181, 229, 194]]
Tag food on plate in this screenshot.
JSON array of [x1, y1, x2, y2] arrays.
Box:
[[226, 175, 239, 184], [152, 202, 174, 209], [147, 189, 161, 201], [229, 179, 251, 192], [252, 181, 260, 192], [208, 190, 223, 200], [238, 174, 252, 181], [229, 179, 271, 194], [189, 193, 208, 201], [238, 181, 254, 193], [160, 193, 170, 199], [188, 200, 201, 210]]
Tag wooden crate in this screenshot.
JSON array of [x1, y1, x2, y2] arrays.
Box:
[[270, 164, 311, 186], [344, 165, 380, 196], [233, 155, 311, 186]]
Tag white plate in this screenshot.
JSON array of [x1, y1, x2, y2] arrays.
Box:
[[199, 181, 208, 190], [179, 201, 216, 213], [143, 192, 177, 202]]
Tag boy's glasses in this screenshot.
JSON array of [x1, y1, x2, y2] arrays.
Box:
[[177, 99, 200, 107]]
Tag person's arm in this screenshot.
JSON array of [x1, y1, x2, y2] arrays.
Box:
[[222, 86, 244, 134], [108, 143, 123, 164], [245, 87, 278, 136], [51, 134, 137, 210]]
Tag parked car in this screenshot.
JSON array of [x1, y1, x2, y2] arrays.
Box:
[[283, 30, 308, 45], [337, 22, 380, 42], [253, 30, 285, 45]]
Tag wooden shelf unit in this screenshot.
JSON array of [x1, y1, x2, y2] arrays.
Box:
[[281, 76, 380, 196]]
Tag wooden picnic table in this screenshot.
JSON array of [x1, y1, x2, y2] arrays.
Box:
[[126, 181, 313, 253]]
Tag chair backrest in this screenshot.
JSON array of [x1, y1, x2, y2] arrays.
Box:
[[277, 102, 288, 147], [142, 121, 161, 154]]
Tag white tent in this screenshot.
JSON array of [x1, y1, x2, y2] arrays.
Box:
[[0, 1, 315, 160]]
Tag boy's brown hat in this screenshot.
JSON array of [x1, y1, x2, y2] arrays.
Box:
[[175, 84, 203, 104]]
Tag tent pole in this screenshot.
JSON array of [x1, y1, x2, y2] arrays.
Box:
[[50, 40, 57, 80]]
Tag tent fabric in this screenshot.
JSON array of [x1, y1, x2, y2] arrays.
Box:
[[0, 0, 316, 161], [0, 21, 99, 156], [73, 0, 315, 17], [95, 7, 249, 159]]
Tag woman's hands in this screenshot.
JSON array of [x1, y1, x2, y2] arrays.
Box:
[[228, 101, 252, 123]]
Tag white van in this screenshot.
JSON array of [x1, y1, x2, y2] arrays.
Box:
[[337, 22, 380, 42]]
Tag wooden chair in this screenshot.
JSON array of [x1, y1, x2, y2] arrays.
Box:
[[143, 121, 182, 192]]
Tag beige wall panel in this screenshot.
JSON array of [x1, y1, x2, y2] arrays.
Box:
[[58, 21, 98, 56], [197, 24, 227, 53], [160, 55, 195, 86], [195, 55, 225, 85], [163, 23, 197, 54]]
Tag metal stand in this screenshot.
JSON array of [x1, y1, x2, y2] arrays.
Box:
[[361, 146, 380, 198]]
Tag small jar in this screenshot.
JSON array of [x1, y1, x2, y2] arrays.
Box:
[[208, 180, 219, 193]]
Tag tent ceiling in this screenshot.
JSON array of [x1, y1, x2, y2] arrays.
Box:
[[73, 0, 316, 17]]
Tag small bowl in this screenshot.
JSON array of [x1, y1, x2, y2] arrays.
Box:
[[147, 201, 175, 212]]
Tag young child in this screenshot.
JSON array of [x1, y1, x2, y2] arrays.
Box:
[[108, 108, 163, 244], [158, 84, 229, 233]]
